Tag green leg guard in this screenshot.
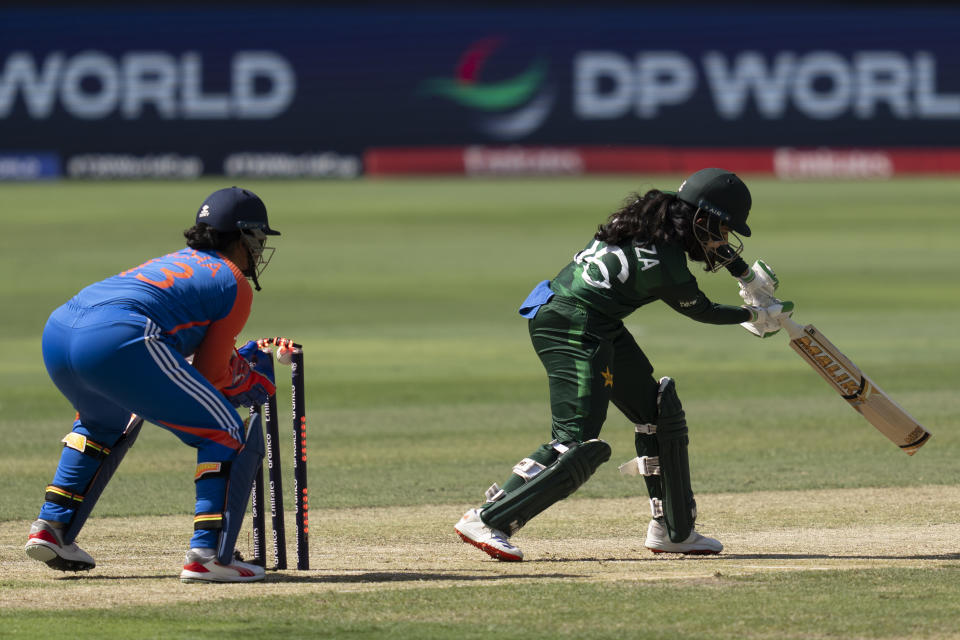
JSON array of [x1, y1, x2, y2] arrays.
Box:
[[633, 427, 662, 511], [653, 377, 696, 542], [481, 440, 565, 506], [617, 377, 697, 542], [480, 439, 611, 535]]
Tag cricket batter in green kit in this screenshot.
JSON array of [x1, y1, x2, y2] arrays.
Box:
[[455, 168, 792, 561]]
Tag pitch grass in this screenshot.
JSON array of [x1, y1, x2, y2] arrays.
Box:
[[4, 573, 959, 639], [2, 487, 960, 638], [2, 177, 959, 637]]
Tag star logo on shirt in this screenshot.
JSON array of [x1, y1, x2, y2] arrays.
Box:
[[601, 366, 614, 388]]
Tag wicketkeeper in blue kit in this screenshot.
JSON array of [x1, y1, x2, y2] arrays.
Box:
[[25, 187, 280, 583]]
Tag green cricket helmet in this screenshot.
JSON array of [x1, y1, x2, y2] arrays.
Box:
[[677, 168, 752, 237]]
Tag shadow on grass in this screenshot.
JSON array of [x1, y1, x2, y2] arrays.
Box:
[[720, 552, 960, 561], [59, 574, 181, 581], [261, 571, 581, 584], [529, 552, 960, 563], [54, 552, 959, 583], [58, 570, 580, 583]]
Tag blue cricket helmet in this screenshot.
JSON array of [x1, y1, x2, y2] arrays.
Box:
[[196, 187, 280, 236]]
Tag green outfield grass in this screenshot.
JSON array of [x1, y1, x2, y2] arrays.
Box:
[[1, 177, 958, 638], [4, 569, 957, 640]]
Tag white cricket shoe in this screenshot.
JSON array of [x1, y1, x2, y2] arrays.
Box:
[[180, 548, 265, 583], [454, 508, 524, 562], [644, 519, 723, 555], [24, 519, 96, 572]]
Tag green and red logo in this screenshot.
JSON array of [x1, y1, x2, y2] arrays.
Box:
[[419, 37, 554, 140]]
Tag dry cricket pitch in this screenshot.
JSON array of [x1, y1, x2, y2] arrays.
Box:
[[3, 485, 958, 610]]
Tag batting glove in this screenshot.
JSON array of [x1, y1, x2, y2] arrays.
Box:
[[741, 300, 794, 338], [738, 259, 779, 307]]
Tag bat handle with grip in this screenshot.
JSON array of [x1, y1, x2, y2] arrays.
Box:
[[779, 315, 805, 339]]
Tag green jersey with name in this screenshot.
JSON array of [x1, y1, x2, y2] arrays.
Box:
[[548, 238, 748, 325]]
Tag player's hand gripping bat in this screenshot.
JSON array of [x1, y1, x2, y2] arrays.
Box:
[[739, 260, 931, 455]]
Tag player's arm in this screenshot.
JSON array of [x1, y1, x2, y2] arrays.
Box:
[[192, 262, 253, 390], [657, 281, 791, 333], [721, 250, 750, 280], [655, 280, 751, 325], [650, 246, 785, 326]]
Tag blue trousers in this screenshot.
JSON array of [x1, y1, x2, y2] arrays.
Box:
[[40, 302, 248, 549]]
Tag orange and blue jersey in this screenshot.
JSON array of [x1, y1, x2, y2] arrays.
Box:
[[71, 248, 252, 389], [40, 248, 254, 550]]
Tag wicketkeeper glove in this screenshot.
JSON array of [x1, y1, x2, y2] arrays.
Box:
[[222, 343, 276, 408], [741, 300, 795, 338], [237, 340, 276, 384]]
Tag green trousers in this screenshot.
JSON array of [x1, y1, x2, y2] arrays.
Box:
[[531, 295, 659, 442], [490, 295, 661, 499]]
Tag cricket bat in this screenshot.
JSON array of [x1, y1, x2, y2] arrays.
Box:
[[780, 316, 931, 455]]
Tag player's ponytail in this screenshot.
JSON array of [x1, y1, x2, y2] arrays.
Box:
[[184, 222, 242, 252], [595, 190, 700, 253]]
